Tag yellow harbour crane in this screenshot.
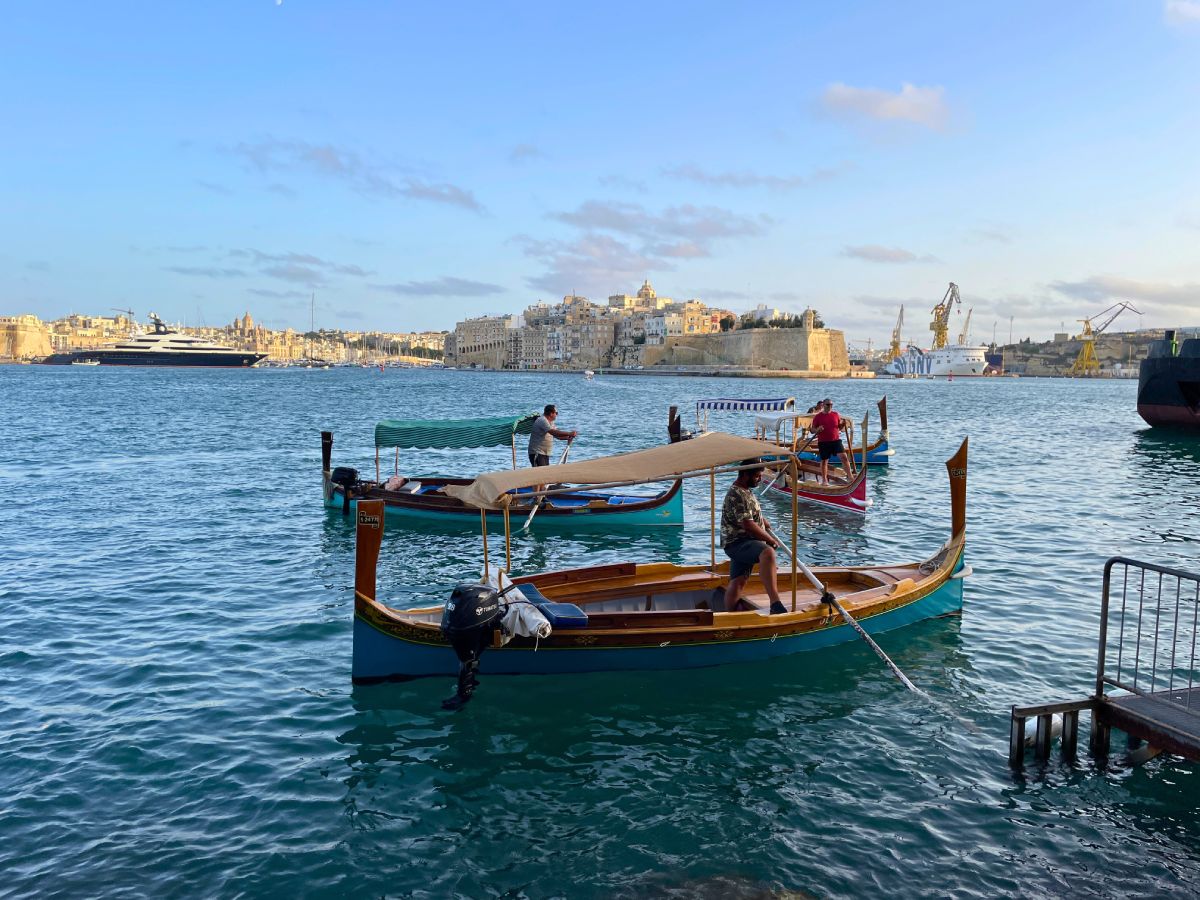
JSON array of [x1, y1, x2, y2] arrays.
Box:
[[1068, 301, 1141, 376], [957, 307, 974, 346], [888, 305, 905, 360], [929, 282, 961, 350]]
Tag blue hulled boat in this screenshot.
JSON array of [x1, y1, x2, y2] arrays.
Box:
[[350, 433, 969, 685]]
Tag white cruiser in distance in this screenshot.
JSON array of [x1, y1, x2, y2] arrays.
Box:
[[887, 343, 990, 377], [41, 313, 266, 368]]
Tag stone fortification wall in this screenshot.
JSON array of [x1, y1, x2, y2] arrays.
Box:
[[643, 328, 849, 374], [0, 316, 53, 360]]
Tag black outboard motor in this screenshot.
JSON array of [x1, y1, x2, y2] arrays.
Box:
[[330, 466, 359, 515], [440, 582, 515, 710]]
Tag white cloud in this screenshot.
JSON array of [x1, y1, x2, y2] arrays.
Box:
[[1050, 275, 1200, 319], [821, 82, 949, 131], [841, 244, 938, 264], [1165, 0, 1200, 25]]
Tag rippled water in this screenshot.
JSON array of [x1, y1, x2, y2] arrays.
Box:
[[3, 367, 1199, 897]]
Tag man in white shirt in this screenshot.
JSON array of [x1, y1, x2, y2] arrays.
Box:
[[527, 404, 578, 503], [528, 404, 577, 467]]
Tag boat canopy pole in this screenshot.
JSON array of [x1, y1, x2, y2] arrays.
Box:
[[394, 447, 399, 476], [511, 434, 517, 470], [480, 509, 489, 580], [709, 468, 716, 569], [375, 447, 381, 485], [503, 504, 512, 572], [789, 456, 798, 612]]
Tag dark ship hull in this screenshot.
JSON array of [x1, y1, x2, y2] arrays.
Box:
[[1137, 332, 1200, 429], [42, 350, 266, 367]]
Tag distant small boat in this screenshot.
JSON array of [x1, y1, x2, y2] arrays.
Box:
[[584, 369, 595, 380]]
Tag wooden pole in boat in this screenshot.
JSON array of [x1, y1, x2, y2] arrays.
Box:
[[375, 447, 381, 485], [503, 503, 512, 572], [522, 438, 572, 531], [511, 434, 517, 469], [394, 447, 399, 476], [790, 456, 798, 612], [480, 508, 490, 580], [709, 467, 716, 569]]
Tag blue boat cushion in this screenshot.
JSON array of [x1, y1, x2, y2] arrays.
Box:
[[513, 582, 589, 629]]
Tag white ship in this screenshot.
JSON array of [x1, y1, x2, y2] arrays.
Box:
[[43, 313, 266, 368], [885, 285, 990, 377], [886, 343, 989, 377]]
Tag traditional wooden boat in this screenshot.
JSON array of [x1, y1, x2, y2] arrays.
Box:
[[791, 397, 894, 466], [350, 433, 970, 688], [751, 408, 872, 514], [321, 414, 683, 528]]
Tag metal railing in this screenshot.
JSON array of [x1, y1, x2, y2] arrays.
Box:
[[1097, 557, 1200, 707]]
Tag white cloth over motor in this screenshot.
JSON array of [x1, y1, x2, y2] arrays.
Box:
[[482, 570, 552, 646]]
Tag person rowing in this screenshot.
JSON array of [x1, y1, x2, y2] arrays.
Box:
[[527, 404, 578, 503], [720, 459, 788, 616]]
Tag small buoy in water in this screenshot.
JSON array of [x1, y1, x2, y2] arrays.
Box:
[[1023, 712, 1063, 747]]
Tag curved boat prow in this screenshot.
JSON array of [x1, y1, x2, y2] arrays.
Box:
[[355, 499, 386, 602], [878, 396, 889, 435], [946, 438, 968, 539]]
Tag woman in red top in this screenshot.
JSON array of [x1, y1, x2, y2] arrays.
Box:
[[811, 398, 852, 484]]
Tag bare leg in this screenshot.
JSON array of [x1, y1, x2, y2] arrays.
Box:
[[838, 451, 853, 482], [724, 574, 749, 611], [820, 458, 829, 485], [758, 545, 782, 607]]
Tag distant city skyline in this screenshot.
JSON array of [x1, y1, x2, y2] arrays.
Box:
[[3, 1, 1199, 345]]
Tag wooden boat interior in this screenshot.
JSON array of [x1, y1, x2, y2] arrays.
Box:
[[385, 555, 942, 629]]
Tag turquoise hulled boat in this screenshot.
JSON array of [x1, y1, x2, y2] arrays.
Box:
[[350, 432, 969, 685], [322, 413, 684, 529]]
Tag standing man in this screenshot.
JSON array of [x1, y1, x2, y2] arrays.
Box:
[[811, 398, 852, 485], [528, 404, 577, 468], [720, 459, 788, 615]]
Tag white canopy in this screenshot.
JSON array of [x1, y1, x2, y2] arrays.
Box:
[[445, 431, 789, 510]]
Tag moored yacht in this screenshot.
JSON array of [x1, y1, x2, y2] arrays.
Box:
[[41, 313, 266, 368]]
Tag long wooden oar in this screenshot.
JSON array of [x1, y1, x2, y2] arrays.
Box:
[[770, 526, 927, 697], [521, 439, 573, 531]]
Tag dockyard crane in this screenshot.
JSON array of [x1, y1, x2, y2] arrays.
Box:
[[957, 307, 974, 346], [1068, 301, 1141, 376], [929, 283, 961, 350], [888, 306, 905, 360]]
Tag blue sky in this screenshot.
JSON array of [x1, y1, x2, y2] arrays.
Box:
[[4, 1, 1199, 345]]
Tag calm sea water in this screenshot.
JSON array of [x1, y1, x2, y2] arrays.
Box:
[[2, 366, 1199, 898]]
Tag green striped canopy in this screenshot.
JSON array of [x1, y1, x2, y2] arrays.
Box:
[[374, 413, 538, 449]]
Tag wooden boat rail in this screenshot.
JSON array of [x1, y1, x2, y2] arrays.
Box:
[[1010, 556, 1200, 766]]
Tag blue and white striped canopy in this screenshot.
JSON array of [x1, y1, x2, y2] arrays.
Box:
[[695, 397, 795, 413]]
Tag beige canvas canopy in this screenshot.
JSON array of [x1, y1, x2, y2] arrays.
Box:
[[445, 431, 788, 510]]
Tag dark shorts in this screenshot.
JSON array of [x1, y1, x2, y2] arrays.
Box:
[[818, 439, 844, 461], [725, 538, 768, 580], [529, 452, 551, 467]]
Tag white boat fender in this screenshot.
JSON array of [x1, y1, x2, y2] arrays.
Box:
[[1023, 713, 1063, 747]]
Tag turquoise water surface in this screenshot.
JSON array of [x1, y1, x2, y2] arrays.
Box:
[[3, 367, 1199, 897]]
